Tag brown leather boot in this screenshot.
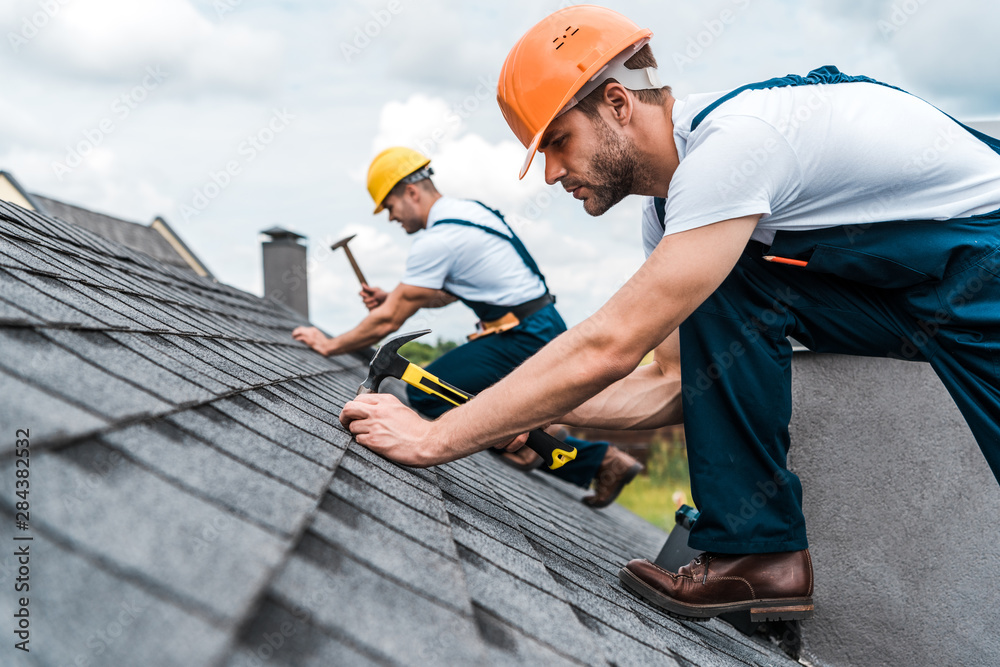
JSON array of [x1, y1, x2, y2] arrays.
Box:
[[619, 550, 814, 622], [582, 445, 643, 508]]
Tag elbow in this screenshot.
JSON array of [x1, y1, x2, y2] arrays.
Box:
[[371, 319, 398, 340], [575, 321, 645, 388], [357, 315, 397, 345]]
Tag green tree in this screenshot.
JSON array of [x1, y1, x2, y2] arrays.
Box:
[[397, 337, 459, 367]]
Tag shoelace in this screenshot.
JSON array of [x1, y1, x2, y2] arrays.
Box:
[[693, 553, 714, 584]]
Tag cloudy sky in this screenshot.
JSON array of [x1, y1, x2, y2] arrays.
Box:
[[3, 0, 999, 342]]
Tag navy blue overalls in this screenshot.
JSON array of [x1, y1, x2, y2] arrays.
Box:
[[406, 202, 610, 487], [658, 67, 1000, 553]]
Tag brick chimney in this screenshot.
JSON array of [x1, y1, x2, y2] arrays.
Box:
[[261, 226, 309, 319]]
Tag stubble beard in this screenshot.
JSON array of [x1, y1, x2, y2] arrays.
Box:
[[580, 118, 639, 217]]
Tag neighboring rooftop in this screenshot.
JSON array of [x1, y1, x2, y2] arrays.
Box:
[[0, 199, 798, 666], [0, 170, 212, 278]]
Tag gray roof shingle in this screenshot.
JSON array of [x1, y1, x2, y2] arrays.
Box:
[[29, 194, 209, 274], [0, 200, 798, 666]]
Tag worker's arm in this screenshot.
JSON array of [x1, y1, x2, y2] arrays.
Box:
[[292, 283, 456, 356], [340, 215, 759, 466], [560, 329, 683, 430]]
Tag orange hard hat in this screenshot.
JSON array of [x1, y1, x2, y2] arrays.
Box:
[[498, 5, 656, 179]]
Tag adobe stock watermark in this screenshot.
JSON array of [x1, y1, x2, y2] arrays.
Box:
[[681, 286, 802, 405], [714, 86, 832, 198], [179, 108, 294, 223], [889, 252, 1000, 361], [231, 566, 344, 666], [673, 0, 752, 73], [724, 469, 793, 533], [7, 0, 71, 53], [59, 447, 126, 514], [70, 597, 148, 665], [51, 66, 168, 180], [412, 75, 496, 157], [877, 0, 931, 38], [212, 0, 243, 20], [340, 0, 403, 63], [842, 123, 962, 243]]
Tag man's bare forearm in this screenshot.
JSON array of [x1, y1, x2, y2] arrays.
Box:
[[562, 362, 683, 430], [324, 314, 396, 355], [562, 329, 683, 430]]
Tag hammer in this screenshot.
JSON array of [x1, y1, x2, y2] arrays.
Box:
[[331, 234, 368, 287], [357, 329, 578, 470]]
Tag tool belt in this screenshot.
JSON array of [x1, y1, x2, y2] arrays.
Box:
[[467, 293, 554, 341]]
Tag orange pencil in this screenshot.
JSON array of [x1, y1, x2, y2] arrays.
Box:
[[763, 255, 809, 267]]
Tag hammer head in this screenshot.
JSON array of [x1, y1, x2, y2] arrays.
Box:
[[357, 329, 431, 395], [330, 234, 357, 251]]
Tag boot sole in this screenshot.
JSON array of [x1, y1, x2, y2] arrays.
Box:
[[618, 567, 814, 622]]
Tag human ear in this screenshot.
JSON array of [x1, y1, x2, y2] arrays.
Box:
[[405, 183, 421, 203], [603, 82, 633, 127]]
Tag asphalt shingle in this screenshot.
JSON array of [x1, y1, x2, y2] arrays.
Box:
[[0, 367, 108, 452], [224, 597, 390, 667], [100, 420, 316, 536], [0, 440, 288, 623], [0, 267, 102, 327], [0, 327, 171, 422], [269, 548, 486, 667], [42, 329, 215, 405], [211, 395, 343, 467], [0, 200, 801, 667], [0, 524, 232, 667], [167, 405, 333, 497]]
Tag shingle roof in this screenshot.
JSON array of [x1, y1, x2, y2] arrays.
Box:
[[28, 193, 212, 276], [0, 200, 797, 667]]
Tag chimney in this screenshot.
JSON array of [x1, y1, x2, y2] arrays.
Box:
[[261, 226, 309, 319]]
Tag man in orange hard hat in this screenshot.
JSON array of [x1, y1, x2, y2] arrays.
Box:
[[293, 146, 643, 507], [340, 5, 1000, 623]]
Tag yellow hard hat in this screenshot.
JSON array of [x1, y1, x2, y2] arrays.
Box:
[[367, 147, 432, 213]]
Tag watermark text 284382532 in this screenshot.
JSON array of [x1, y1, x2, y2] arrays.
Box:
[[13, 428, 32, 653]]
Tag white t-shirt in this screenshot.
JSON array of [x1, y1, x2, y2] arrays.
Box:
[[402, 197, 547, 306], [642, 80, 1000, 256]]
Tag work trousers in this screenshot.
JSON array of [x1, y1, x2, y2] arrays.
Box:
[[408, 304, 609, 487], [680, 211, 1000, 553]]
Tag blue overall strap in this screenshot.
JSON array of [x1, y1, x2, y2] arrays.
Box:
[[690, 66, 905, 132], [653, 197, 667, 231], [690, 65, 1000, 158], [434, 201, 549, 290]]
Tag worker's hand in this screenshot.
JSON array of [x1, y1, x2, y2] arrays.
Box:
[[340, 393, 437, 467], [359, 284, 388, 310], [493, 432, 530, 452], [292, 326, 331, 355]]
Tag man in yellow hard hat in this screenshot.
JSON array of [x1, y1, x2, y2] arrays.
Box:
[[339, 5, 1000, 623], [292, 146, 643, 507]]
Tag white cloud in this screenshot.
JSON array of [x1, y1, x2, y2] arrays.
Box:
[[5, 0, 283, 94], [367, 93, 547, 212]]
